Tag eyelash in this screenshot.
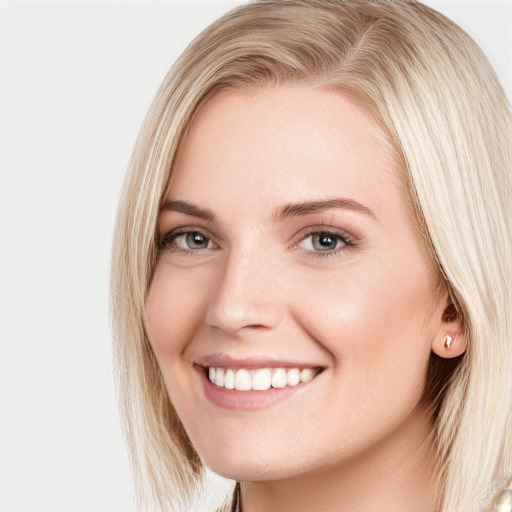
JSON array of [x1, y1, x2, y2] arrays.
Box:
[[158, 226, 355, 257], [292, 227, 354, 258], [158, 228, 216, 255]]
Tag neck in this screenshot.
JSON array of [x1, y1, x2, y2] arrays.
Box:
[[239, 407, 437, 512]]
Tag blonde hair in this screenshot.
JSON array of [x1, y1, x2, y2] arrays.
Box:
[[111, 1, 511, 510]]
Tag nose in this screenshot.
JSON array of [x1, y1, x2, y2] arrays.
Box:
[[205, 247, 283, 334]]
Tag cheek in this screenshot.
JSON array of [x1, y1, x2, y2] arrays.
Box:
[[145, 263, 209, 358], [144, 265, 208, 417], [289, 258, 437, 395], [292, 257, 433, 335]]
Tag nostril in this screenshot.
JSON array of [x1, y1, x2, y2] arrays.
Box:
[[205, 301, 283, 334]]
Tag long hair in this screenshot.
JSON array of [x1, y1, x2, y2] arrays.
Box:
[[111, 1, 511, 510]]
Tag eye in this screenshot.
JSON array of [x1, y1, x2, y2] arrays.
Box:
[[299, 231, 350, 253], [159, 230, 215, 251], [179, 232, 211, 250]]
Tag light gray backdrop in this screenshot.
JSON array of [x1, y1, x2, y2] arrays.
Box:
[[1, 1, 510, 511]]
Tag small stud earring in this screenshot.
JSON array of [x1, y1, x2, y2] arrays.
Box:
[[444, 335, 453, 349]]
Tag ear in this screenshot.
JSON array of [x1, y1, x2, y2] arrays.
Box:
[[431, 301, 467, 359]]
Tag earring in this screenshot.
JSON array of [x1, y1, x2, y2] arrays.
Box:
[[444, 335, 453, 349], [487, 477, 512, 512]]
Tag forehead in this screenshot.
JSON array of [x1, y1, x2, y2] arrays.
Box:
[[169, 86, 405, 217]]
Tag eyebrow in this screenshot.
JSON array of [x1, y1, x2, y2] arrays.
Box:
[[271, 198, 377, 222], [160, 197, 377, 223], [160, 200, 214, 221]]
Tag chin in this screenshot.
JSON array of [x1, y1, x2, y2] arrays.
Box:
[[199, 445, 280, 481], [197, 437, 320, 483], [205, 459, 299, 483]]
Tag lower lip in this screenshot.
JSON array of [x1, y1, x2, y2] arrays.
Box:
[[197, 367, 319, 411]]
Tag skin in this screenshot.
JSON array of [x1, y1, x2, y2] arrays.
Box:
[[145, 86, 465, 512]]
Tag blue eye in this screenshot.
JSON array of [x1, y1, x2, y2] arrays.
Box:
[[159, 231, 214, 251], [300, 231, 348, 253], [182, 232, 210, 249]]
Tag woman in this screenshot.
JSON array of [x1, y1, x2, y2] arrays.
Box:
[[111, 1, 511, 511]]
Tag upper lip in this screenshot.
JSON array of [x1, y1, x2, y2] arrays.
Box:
[[195, 353, 325, 370]]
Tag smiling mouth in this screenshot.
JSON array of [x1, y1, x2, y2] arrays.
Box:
[[206, 366, 323, 391]]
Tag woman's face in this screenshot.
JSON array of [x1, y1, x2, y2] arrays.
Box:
[[145, 86, 449, 481]]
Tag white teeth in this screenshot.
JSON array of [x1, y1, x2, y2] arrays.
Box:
[[300, 368, 315, 383], [235, 369, 252, 391], [252, 369, 271, 390], [214, 367, 225, 387], [224, 369, 235, 389], [287, 368, 300, 386], [208, 366, 319, 391], [271, 368, 287, 388]]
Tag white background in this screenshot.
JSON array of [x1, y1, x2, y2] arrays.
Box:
[[1, 1, 510, 511]]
